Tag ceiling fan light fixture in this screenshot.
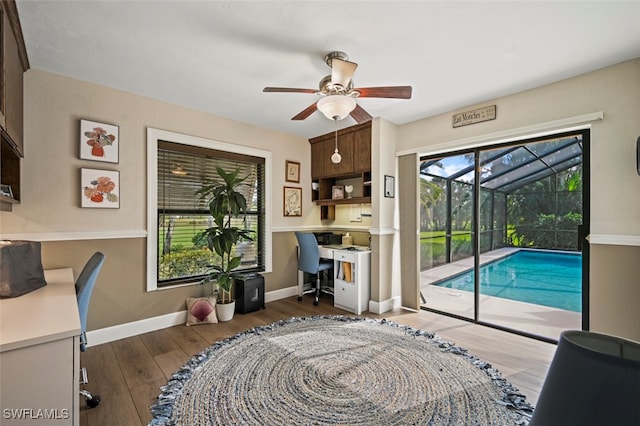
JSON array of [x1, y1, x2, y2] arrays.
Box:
[[171, 163, 188, 176], [317, 95, 356, 121]]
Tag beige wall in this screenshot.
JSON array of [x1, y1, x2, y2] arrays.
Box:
[[2, 69, 321, 234], [589, 244, 640, 340], [396, 58, 640, 341], [0, 69, 325, 330]]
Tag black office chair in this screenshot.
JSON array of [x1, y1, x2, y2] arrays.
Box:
[[295, 232, 333, 306], [75, 252, 106, 408]]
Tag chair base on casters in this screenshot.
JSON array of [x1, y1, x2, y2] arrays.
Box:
[[79, 367, 101, 408], [298, 271, 332, 306], [80, 389, 101, 408]]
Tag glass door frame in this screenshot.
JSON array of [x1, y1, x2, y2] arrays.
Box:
[[420, 129, 590, 344]]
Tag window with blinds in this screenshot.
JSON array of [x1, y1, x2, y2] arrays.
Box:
[[157, 140, 265, 287]]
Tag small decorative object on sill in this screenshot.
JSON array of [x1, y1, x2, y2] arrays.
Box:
[[345, 185, 353, 198], [332, 185, 344, 199], [0, 184, 14, 199]]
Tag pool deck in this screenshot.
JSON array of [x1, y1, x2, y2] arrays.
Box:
[[420, 248, 581, 341]]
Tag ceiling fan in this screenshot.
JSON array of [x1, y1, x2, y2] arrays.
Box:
[[263, 51, 412, 124]]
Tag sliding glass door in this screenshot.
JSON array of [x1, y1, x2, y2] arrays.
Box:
[[419, 131, 588, 341], [419, 152, 476, 320]]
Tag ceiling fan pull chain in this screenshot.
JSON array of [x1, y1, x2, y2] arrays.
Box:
[[331, 118, 342, 164]]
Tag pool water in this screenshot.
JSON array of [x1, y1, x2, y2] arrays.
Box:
[[434, 250, 582, 312]]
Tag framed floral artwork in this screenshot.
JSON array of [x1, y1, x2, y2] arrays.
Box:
[[80, 119, 119, 163], [81, 168, 120, 208], [283, 186, 302, 217], [285, 160, 300, 183]]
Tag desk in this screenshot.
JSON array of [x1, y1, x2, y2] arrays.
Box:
[[297, 245, 371, 315], [0, 268, 80, 426]]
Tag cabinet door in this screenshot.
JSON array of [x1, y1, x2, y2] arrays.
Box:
[[3, 8, 24, 156], [0, 7, 5, 130], [310, 140, 327, 179], [353, 125, 371, 172], [325, 132, 354, 176]]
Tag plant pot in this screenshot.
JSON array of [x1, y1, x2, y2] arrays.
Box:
[[216, 300, 236, 322], [91, 145, 104, 157]]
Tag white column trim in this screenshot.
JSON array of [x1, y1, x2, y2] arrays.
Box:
[[587, 234, 640, 246], [369, 227, 397, 235], [368, 296, 400, 314], [0, 230, 146, 241]]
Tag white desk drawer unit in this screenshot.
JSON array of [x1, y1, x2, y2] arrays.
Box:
[[333, 248, 370, 315], [334, 251, 357, 263], [296, 245, 371, 315]]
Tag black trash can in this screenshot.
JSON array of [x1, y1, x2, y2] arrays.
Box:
[[234, 273, 265, 314]]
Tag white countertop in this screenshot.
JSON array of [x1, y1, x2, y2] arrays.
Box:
[[321, 245, 371, 252], [0, 268, 80, 353], [318, 245, 371, 260]]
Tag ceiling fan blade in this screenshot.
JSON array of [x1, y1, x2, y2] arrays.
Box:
[[263, 87, 317, 94], [331, 58, 358, 88], [291, 102, 318, 121], [350, 104, 373, 124], [355, 86, 412, 99]]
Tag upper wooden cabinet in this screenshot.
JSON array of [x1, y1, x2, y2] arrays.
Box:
[[309, 122, 372, 219], [353, 124, 371, 172], [309, 122, 371, 179], [310, 139, 327, 180], [0, 1, 29, 209], [1, 1, 29, 156]]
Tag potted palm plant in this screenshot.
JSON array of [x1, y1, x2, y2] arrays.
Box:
[[195, 166, 254, 321]]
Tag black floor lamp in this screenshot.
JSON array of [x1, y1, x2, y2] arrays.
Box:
[[530, 330, 640, 426]]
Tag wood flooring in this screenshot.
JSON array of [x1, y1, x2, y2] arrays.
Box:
[[79, 295, 557, 426]]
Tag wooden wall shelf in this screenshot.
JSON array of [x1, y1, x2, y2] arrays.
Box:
[[315, 196, 371, 206]]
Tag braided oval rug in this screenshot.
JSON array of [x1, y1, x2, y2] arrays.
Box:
[[150, 316, 533, 425]]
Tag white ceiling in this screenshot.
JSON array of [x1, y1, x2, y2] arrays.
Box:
[[15, 1, 640, 139]]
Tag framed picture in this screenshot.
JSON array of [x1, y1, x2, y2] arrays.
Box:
[[285, 160, 300, 183], [384, 175, 395, 198], [80, 119, 119, 163], [283, 186, 302, 216], [81, 168, 120, 208], [0, 184, 13, 199], [332, 185, 344, 199]]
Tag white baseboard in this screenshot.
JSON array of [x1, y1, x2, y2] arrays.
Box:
[[86, 310, 187, 347], [368, 296, 400, 314], [87, 286, 299, 346], [265, 285, 298, 302], [87, 286, 399, 346]]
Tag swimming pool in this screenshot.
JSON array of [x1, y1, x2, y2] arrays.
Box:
[[433, 250, 582, 312]]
